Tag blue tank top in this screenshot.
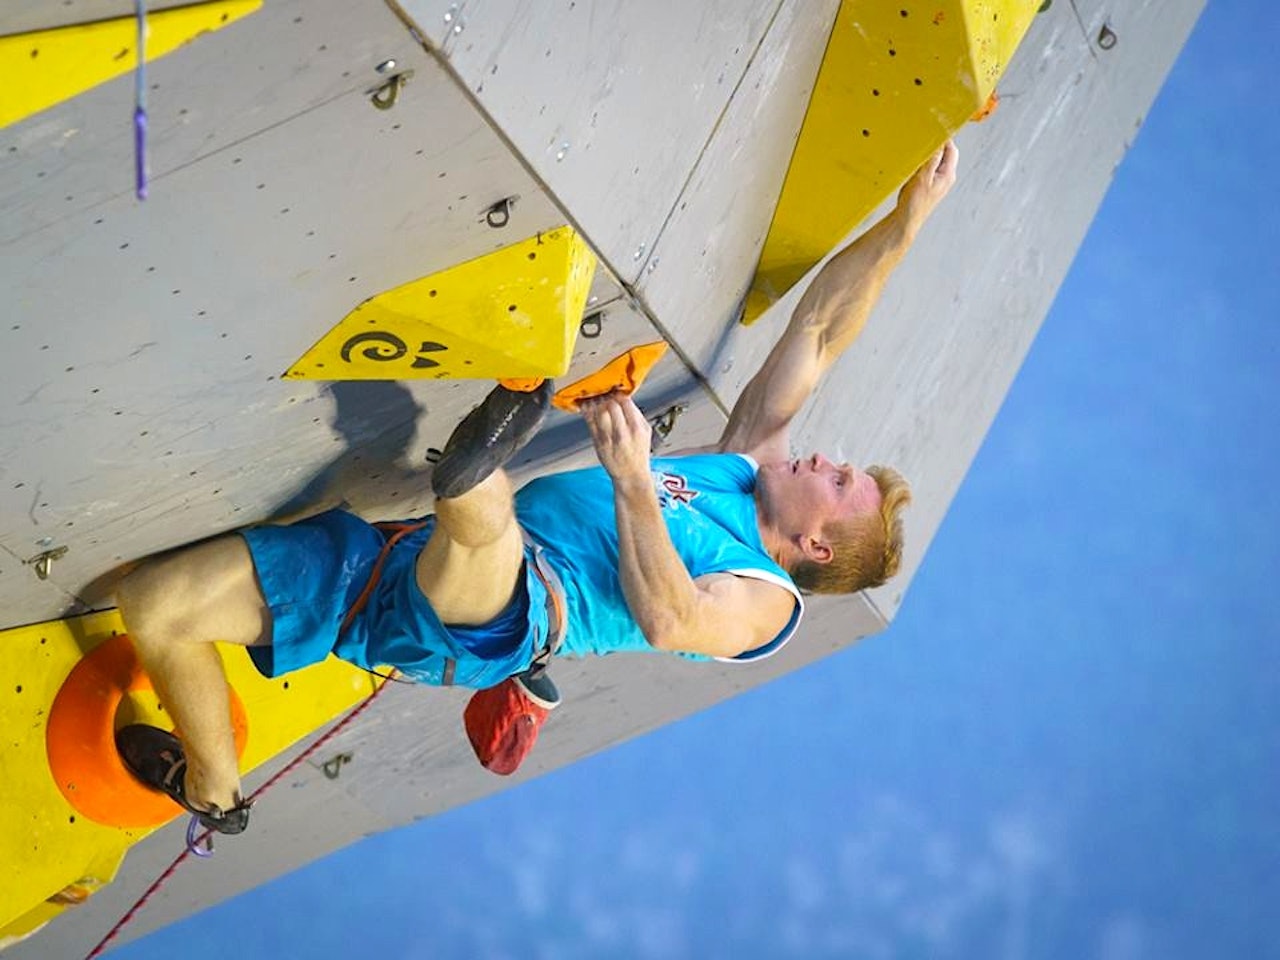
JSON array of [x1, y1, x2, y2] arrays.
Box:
[[515, 453, 803, 662]]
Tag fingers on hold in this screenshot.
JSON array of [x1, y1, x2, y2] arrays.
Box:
[[929, 140, 955, 176], [941, 140, 959, 174]]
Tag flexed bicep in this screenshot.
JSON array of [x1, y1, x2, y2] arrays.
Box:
[[650, 573, 797, 659]]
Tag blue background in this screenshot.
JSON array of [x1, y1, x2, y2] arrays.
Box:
[[116, 3, 1278, 957]]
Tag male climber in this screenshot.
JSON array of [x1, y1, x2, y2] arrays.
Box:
[[114, 142, 959, 834]]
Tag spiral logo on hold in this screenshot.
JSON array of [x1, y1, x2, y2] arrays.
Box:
[[340, 331, 408, 363]]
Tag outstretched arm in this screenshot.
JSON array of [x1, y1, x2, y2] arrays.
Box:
[[718, 141, 959, 463]]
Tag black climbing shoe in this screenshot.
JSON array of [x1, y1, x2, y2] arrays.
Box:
[[115, 724, 251, 835], [431, 380, 553, 499], [514, 667, 561, 710]]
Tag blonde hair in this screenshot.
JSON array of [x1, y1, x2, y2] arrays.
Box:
[[790, 465, 912, 595]]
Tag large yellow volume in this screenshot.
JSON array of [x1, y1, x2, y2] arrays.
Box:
[[744, 0, 1039, 323], [286, 227, 598, 381]]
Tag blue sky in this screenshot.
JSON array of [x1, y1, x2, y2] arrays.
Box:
[[114, 4, 1277, 958]]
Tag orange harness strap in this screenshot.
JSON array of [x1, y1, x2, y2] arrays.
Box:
[[339, 521, 430, 637]]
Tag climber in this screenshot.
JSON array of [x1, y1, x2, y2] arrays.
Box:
[[113, 142, 959, 833]]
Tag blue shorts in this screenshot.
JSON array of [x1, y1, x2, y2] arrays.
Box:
[[240, 509, 548, 689]]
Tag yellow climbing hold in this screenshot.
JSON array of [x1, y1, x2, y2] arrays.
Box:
[[743, 0, 1038, 323], [285, 227, 597, 381]]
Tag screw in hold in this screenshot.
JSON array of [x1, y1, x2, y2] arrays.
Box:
[[375, 59, 397, 75], [1097, 23, 1117, 50], [555, 141, 570, 161], [580, 312, 603, 339], [649, 403, 687, 448], [485, 197, 514, 228], [27, 545, 68, 581], [321, 752, 354, 779], [633, 243, 646, 261]]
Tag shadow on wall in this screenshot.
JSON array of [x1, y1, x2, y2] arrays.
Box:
[[270, 380, 434, 522], [68, 377, 702, 619], [65, 381, 432, 624], [279, 374, 711, 520]]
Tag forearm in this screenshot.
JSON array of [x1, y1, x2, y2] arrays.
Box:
[[611, 478, 703, 650], [790, 207, 916, 362], [720, 209, 916, 452], [715, 143, 955, 458]]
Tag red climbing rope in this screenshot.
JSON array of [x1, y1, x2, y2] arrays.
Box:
[[84, 674, 395, 959]]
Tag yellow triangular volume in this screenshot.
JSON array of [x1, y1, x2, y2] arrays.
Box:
[[286, 227, 598, 381], [742, 0, 1038, 323], [0, 0, 262, 129]]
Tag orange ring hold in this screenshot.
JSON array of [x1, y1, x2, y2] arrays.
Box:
[[45, 633, 249, 828]]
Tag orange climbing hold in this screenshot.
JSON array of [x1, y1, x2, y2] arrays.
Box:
[[551, 341, 669, 412], [970, 91, 1000, 123], [498, 377, 547, 393], [45, 633, 249, 828]]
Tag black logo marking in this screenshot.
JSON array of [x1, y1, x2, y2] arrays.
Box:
[[340, 331, 407, 364], [411, 341, 448, 369], [339, 334, 451, 370]]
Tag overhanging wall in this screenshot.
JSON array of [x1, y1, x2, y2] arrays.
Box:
[[0, 0, 1203, 953]]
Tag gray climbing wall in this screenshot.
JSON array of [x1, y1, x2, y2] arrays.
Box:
[[0, 0, 1203, 953]]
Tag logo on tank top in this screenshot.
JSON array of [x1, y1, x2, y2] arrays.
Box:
[[654, 470, 699, 510]]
